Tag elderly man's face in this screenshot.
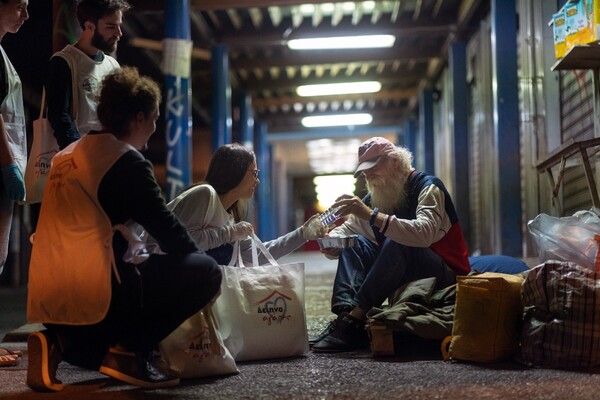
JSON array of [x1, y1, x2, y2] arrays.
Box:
[[365, 156, 407, 212], [364, 157, 392, 187]]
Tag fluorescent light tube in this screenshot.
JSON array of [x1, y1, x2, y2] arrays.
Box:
[[287, 34, 395, 50], [297, 81, 382, 97], [301, 113, 373, 128]]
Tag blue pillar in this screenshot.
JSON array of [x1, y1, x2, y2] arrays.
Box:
[[449, 41, 471, 247], [404, 118, 417, 163], [255, 122, 273, 240], [419, 89, 435, 174], [164, 0, 192, 201], [238, 91, 254, 150], [491, 0, 522, 257], [211, 44, 232, 151]]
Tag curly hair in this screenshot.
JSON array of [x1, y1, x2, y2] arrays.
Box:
[[96, 66, 161, 139]]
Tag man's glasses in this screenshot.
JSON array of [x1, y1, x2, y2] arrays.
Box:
[[251, 169, 260, 179]]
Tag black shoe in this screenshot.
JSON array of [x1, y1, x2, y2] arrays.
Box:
[[26, 330, 64, 392], [99, 347, 180, 389], [309, 319, 337, 347], [311, 312, 369, 353]]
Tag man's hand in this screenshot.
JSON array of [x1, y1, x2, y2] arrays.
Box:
[[320, 246, 341, 258], [332, 194, 373, 221]]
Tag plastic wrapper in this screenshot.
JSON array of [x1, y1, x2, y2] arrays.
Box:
[[527, 209, 600, 271]]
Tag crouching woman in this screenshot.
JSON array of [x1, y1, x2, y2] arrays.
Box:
[[25, 67, 221, 391]]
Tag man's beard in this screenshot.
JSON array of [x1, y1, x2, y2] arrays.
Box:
[[367, 174, 407, 214], [91, 31, 117, 54]]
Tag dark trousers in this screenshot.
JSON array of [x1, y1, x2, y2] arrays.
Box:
[[47, 250, 221, 370], [331, 235, 457, 314]]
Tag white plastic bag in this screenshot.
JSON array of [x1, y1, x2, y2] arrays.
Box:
[[213, 233, 309, 362], [528, 209, 600, 271]]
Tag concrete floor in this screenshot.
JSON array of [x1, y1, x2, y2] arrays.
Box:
[[2, 251, 600, 399]]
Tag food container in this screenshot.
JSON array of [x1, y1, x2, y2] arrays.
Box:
[[317, 235, 358, 249]]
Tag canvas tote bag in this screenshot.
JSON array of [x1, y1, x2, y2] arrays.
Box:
[[24, 52, 77, 204], [213, 233, 309, 362], [159, 304, 238, 378]]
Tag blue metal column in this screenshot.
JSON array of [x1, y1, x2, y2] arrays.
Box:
[[491, 0, 522, 257], [238, 91, 254, 149], [164, 0, 192, 201], [419, 89, 435, 174], [254, 121, 273, 240], [211, 44, 232, 151], [449, 41, 471, 247], [404, 118, 417, 162]]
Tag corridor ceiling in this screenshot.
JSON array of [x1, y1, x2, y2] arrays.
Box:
[[119, 0, 489, 135]]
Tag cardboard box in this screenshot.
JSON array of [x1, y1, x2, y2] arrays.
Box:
[[552, 10, 567, 59], [580, 0, 600, 44], [551, 0, 600, 60], [565, 1, 587, 49], [367, 322, 441, 357]]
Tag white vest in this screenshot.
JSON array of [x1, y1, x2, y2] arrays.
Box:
[[58, 45, 120, 136], [0, 45, 26, 179], [27, 134, 135, 325]]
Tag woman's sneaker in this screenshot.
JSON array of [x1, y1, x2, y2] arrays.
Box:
[[99, 347, 180, 389], [26, 330, 64, 392]]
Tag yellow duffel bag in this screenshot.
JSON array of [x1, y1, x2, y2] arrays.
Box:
[[442, 272, 524, 363]]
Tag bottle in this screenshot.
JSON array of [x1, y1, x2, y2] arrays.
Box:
[[319, 206, 342, 227]]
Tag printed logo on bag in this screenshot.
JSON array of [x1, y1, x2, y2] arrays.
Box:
[[255, 290, 294, 326], [35, 150, 58, 177], [188, 330, 213, 360]]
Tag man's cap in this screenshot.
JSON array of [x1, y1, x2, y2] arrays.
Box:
[[354, 137, 396, 178]]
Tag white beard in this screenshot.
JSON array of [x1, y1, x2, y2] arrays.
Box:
[[367, 174, 407, 214]]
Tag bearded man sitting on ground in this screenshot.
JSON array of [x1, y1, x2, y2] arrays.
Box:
[[311, 137, 471, 353]]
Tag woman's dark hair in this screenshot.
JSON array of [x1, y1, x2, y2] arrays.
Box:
[[205, 143, 255, 221], [97, 66, 161, 139], [76, 0, 131, 29]]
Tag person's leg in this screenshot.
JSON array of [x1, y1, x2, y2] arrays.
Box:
[[115, 250, 221, 353], [98, 251, 220, 388], [0, 191, 13, 276], [311, 236, 378, 350], [0, 194, 19, 367], [314, 240, 456, 353], [206, 243, 233, 265], [354, 239, 456, 312], [330, 235, 379, 314]]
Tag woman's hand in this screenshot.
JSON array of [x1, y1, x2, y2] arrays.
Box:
[[300, 214, 326, 240], [229, 221, 253, 241]]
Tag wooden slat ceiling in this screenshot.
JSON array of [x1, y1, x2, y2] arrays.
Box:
[[120, 0, 488, 134]]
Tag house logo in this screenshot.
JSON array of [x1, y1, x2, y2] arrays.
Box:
[[254, 289, 293, 326]]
